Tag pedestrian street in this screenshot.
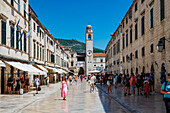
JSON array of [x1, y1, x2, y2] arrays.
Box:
[[0, 80, 128, 113]]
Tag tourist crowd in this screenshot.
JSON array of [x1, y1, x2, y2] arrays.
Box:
[[99, 73, 154, 97]]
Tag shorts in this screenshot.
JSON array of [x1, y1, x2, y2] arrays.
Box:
[[131, 86, 135, 90], [75, 80, 77, 82], [107, 81, 110, 86], [21, 81, 24, 84], [35, 84, 39, 87], [90, 83, 94, 86], [70, 80, 72, 82], [94, 83, 96, 85], [7, 84, 12, 87]]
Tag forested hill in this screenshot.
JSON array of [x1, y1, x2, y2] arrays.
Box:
[[55, 39, 104, 53]]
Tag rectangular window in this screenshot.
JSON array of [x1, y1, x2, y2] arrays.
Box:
[[142, 47, 145, 56], [42, 49, 44, 61], [18, 0, 20, 12], [123, 37, 125, 49], [37, 45, 39, 59], [126, 17, 128, 24], [126, 33, 128, 47], [51, 54, 54, 63], [150, 44, 154, 53], [24, 34, 26, 52], [34, 43, 36, 58], [11, 0, 14, 6], [123, 57, 125, 62], [1, 21, 6, 45], [16, 31, 20, 49], [141, 0, 144, 4], [150, 8, 154, 28], [141, 16, 145, 35], [71, 62, 73, 66], [160, 0, 165, 21], [135, 3, 138, 12], [37, 26, 40, 33], [11, 26, 14, 48], [129, 10, 132, 19], [47, 50, 48, 61], [130, 29, 132, 43], [135, 50, 138, 58], [130, 53, 133, 60], [40, 47, 41, 60], [135, 23, 138, 40], [123, 22, 124, 28], [34, 23, 36, 30], [24, 3, 26, 18]]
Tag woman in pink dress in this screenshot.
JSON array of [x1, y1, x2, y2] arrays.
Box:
[[144, 80, 150, 98], [61, 76, 69, 100]]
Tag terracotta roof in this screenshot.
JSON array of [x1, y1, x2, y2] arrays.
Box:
[[93, 53, 105, 57], [61, 46, 65, 48]]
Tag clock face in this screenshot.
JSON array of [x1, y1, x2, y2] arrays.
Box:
[[87, 50, 92, 56]]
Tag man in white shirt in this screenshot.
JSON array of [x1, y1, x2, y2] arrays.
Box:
[[90, 74, 96, 93]]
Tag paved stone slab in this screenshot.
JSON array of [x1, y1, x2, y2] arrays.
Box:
[[97, 84, 166, 113], [19, 80, 127, 113]]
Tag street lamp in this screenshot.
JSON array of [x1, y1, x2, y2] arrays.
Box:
[[157, 37, 170, 52]]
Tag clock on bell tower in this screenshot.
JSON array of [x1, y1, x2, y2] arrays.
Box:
[[85, 25, 93, 75]]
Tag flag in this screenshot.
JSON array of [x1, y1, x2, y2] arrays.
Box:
[[19, 24, 27, 41], [19, 30, 24, 41], [16, 19, 20, 31], [26, 29, 32, 38]]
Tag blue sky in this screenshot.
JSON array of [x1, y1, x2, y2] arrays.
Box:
[[29, 0, 133, 50]]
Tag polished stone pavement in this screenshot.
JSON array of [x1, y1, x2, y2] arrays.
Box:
[[0, 80, 129, 113], [97, 84, 166, 113]]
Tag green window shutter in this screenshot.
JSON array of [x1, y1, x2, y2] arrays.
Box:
[[150, 8, 154, 28], [1, 21, 6, 45], [16, 31, 19, 49], [20, 35, 22, 51], [126, 33, 128, 47], [11, 26, 14, 47], [130, 29, 132, 43], [24, 34, 26, 52]]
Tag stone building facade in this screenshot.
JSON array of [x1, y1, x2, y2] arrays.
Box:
[[0, 0, 70, 94], [105, 0, 170, 91]]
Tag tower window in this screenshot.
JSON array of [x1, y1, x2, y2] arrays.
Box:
[[88, 34, 91, 40]]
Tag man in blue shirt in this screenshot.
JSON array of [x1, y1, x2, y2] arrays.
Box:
[[114, 74, 118, 88], [161, 73, 170, 113]]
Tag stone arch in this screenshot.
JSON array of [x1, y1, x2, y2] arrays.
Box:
[[78, 67, 85, 75]]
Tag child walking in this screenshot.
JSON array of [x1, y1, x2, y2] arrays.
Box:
[[144, 80, 150, 98], [61, 76, 69, 100]]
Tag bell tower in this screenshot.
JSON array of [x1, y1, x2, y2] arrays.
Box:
[[85, 25, 93, 75]]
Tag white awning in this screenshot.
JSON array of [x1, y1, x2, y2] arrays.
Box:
[[45, 66, 63, 74], [89, 70, 100, 73], [37, 65, 48, 73], [58, 69, 67, 74], [0, 60, 6, 67], [5, 61, 46, 75]]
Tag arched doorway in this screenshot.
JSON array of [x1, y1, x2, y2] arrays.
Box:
[[78, 67, 84, 75], [136, 67, 138, 74], [151, 64, 154, 74], [142, 66, 145, 74], [131, 68, 133, 74]]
